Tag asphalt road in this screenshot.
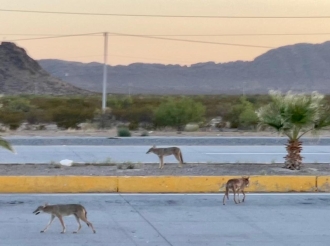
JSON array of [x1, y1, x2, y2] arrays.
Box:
[[1, 145, 330, 164], [4, 136, 330, 146], [1, 193, 330, 246]]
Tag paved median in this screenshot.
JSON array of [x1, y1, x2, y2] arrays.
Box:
[[1, 175, 329, 193]]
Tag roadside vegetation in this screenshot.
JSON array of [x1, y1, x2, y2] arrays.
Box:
[[0, 93, 329, 137]]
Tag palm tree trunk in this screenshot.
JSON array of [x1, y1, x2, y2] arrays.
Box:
[[284, 140, 303, 170]]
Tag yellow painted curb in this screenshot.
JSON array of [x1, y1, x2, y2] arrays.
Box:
[[246, 176, 317, 192], [118, 176, 317, 193], [118, 176, 232, 193], [0, 176, 117, 193], [316, 176, 330, 192], [0, 176, 320, 193]]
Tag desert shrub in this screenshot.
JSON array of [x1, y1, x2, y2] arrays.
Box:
[[0, 111, 25, 130], [154, 97, 206, 131], [239, 102, 259, 129], [93, 108, 114, 129], [117, 126, 131, 137], [0, 97, 32, 113], [128, 121, 139, 130], [112, 107, 154, 123], [221, 96, 258, 129], [52, 106, 94, 129], [26, 108, 51, 124]]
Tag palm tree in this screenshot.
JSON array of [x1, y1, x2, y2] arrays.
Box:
[[256, 90, 330, 170], [0, 137, 14, 153]]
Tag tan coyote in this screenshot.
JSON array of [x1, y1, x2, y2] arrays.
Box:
[[146, 145, 184, 169], [33, 203, 96, 234], [222, 176, 250, 205]]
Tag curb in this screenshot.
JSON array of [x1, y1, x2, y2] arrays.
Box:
[[1, 175, 330, 193]]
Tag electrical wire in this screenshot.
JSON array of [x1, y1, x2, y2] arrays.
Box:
[[1, 8, 330, 19], [5, 31, 273, 49]]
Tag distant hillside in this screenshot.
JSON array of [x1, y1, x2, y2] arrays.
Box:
[[38, 41, 330, 95], [0, 42, 90, 95]]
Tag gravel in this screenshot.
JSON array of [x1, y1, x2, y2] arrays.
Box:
[[1, 163, 330, 176]]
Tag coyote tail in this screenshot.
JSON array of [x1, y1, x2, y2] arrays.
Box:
[[225, 185, 229, 199]]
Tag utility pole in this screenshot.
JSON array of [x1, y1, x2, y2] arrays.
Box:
[[102, 32, 108, 112]]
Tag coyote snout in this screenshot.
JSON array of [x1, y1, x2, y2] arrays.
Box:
[[33, 203, 96, 234], [146, 145, 185, 169], [223, 176, 250, 205]]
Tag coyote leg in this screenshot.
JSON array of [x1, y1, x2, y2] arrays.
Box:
[[57, 215, 66, 233], [73, 214, 82, 233], [242, 190, 246, 202], [233, 189, 238, 204], [78, 211, 96, 233], [41, 214, 55, 233]]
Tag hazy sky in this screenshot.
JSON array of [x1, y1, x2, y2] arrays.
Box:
[[1, 0, 330, 65]]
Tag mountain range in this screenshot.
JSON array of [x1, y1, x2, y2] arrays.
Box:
[[38, 41, 330, 95], [2, 40, 330, 95]]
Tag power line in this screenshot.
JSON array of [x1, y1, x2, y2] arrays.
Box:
[[6, 32, 102, 41], [0, 33, 102, 37], [1, 8, 330, 19], [3, 32, 330, 37], [6, 31, 273, 49], [107, 32, 273, 49]]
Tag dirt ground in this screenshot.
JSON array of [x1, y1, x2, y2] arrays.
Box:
[[1, 163, 330, 176], [1, 129, 330, 176]]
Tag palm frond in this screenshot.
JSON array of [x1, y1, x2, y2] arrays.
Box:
[[0, 138, 14, 153]]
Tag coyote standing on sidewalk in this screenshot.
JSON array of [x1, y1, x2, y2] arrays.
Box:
[[223, 176, 250, 205], [146, 145, 184, 169], [33, 203, 96, 234]]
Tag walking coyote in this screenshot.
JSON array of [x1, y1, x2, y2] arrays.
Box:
[[33, 203, 96, 234], [146, 145, 184, 169], [223, 176, 250, 205]]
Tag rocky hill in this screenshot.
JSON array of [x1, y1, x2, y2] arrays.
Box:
[[0, 42, 90, 95], [38, 41, 330, 95]]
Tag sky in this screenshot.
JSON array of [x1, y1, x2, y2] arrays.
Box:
[[1, 0, 330, 66]]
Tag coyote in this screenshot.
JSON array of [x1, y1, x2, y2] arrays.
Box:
[[222, 176, 250, 205], [146, 145, 184, 169], [33, 203, 96, 234]]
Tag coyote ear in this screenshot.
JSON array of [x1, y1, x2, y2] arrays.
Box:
[[152, 145, 156, 148], [44, 203, 48, 207]]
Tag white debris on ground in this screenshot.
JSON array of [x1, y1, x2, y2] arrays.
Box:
[[59, 159, 73, 166]]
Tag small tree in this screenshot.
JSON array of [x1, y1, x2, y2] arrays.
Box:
[[256, 90, 330, 170], [221, 96, 258, 129], [154, 97, 205, 131]]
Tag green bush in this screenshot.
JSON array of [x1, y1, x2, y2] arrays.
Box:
[[93, 108, 114, 129], [52, 106, 94, 129], [128, 121, 139, 130], [154, 97, 206, 131], [0, 111, 25, 130], [26, 108, 51, 124], [221, 96, 258, 129], [117, 127, 131, 137]]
